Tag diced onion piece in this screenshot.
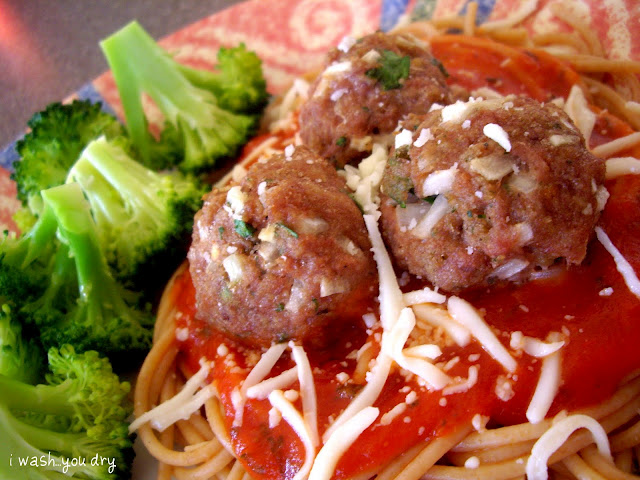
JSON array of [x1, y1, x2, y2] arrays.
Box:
[[286, 280, 308, 312], [258, 224, 278, 242], [507, 173, 538, 194], [470, 154, 513, 180], [412, 195, 450, 238], [395, 203, 431, 231], [490, 258, 530, 280], [223, 253, 246, 284], [296, 217, 329, 234], [226, 186, 247, 217], [422, 166, 457, 196], [320, 277, 349, 297]]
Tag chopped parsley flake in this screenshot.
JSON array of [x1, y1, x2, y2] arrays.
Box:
[[365, 50, 410, 90], [336, 136, 347, 147], [277, 222, 298, 238], [431, 57, 449, 78], [234, 219, 255, 239]]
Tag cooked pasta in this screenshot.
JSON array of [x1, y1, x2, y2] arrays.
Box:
[[131, 3, 640, 480]]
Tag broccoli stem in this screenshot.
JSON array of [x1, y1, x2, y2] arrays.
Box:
[[2, 404, 83, 453], [100, 21, 223, 161], [5, 199, 58, 269], [0, 376, 76, 417], [100, 21, 256, 173]]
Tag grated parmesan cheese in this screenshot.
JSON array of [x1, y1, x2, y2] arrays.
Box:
[[483, 123, 512, 152]]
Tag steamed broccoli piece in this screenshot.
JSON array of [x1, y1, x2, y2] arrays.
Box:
[[178, 43, 268, 115], [67, 136, 204, 289], [100, 20, 267, 173], [11, 100, 125, 213], [35, 183, 154, 356], [0, 344, 133, 479], [0, 183, 154, 358], [0, 195, 60, 305], [0, 303, 43, 384]]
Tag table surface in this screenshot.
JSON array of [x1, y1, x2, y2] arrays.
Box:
[[0, 0, 241, 149]]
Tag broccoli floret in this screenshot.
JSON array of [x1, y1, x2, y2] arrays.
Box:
[[0, 195, 60, 305], [0, 303, 43, 384], [178, 43, 268, 115], [100, 20, 268, 174], [0, 183, 154, 359], [11, 100, 125, 213], [67, 136, 205, 289], [0, 344, 133, 479], [37, 183, 154, 356]]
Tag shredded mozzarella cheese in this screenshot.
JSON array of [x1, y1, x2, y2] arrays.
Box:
[[526, 335, 563, 424], [596, 226, 640, 299], [447, 296, 517, 372], [526, 414, 612, 480], [290, 342, 319, 447], [235, 343, 288, 426], [269, 390, 316, 480], [309, 407, 379, 480], [129, 359, 216, 433]]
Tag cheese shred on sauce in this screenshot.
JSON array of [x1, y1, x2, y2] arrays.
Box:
[[527, 414, 612, 480]]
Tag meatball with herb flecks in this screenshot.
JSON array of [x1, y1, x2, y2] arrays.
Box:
[[299, 31, 453, 167], [379, 95, 607, 292], [188, 146, 377, 348]]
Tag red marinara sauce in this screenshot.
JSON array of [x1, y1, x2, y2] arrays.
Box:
[[168, 36, 640, 480]]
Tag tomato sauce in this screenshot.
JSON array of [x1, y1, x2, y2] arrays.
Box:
[[168, 36, 640, 480]]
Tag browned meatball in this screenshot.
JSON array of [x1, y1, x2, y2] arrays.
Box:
[[188, 146, 377, 348], [299, 31, 452, 167], [380, 95, 607, 292]]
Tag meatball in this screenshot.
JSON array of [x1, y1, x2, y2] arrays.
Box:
[[299, 31, 452, 167], [379, 95, 607, 292], [188, 146, 377, 348]]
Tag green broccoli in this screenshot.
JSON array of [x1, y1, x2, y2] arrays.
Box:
[[0, 193, 60, 306], [178, 43, 268, 115], [11, 100, 125, 213], [67, 136, 205, 289], [0, 182, 154, 359], [100, 20, 268, 173], [0, 344, 133, 479], [0, 303, 43, 384]]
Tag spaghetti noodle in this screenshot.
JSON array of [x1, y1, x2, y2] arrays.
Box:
[[132, 3, 640, 480]]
